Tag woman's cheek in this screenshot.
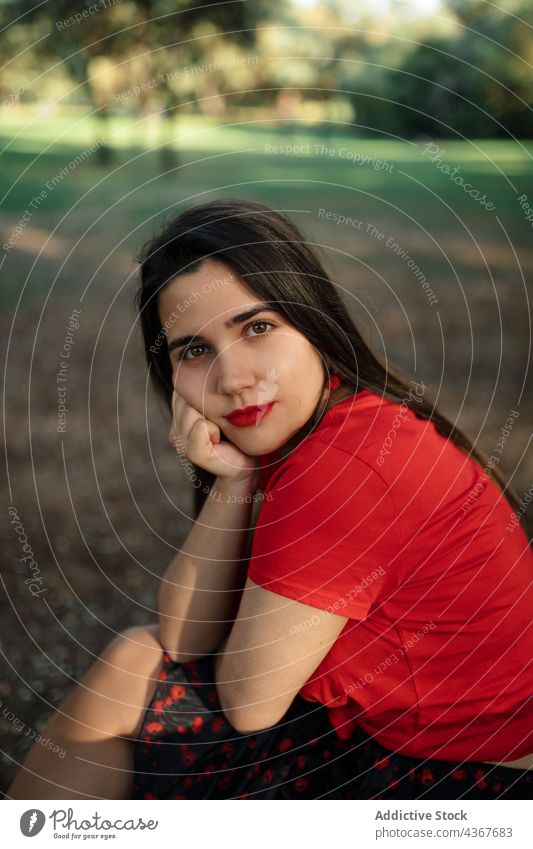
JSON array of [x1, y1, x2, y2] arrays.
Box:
[[171, 366, 194, 397]]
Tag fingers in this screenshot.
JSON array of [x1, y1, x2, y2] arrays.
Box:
[[170, 389, 187, 436], [186, 417, 220, 466], [168, 389, 182, 447], [169, 389, 212, 459], [167, 388, 254, 482]]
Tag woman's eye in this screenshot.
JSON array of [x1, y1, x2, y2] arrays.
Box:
[[180, 344, 208, 361], [245, 320, 275, 336], [178, 321, 274, 362]]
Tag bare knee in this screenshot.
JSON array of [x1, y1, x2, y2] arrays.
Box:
[[76, 623, 166, 738], [101, 624, 164, 676]]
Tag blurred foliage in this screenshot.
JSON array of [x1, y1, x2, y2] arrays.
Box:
[[0, 0, 532, 138], [0, 0, 288, 112], [339, 0, 533, 137]]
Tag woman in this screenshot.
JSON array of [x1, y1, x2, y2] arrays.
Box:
[[9, 198, 532, 801]]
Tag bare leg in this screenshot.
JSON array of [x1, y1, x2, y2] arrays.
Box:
[[7, 624, 165, 800]]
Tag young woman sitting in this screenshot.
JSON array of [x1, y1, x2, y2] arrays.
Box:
[[9, 198, 532, 800]]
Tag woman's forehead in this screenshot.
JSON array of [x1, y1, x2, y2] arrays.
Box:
[[158, 260, 270, 334]]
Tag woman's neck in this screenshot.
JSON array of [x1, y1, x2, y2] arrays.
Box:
[[276, 383, 356, 460]]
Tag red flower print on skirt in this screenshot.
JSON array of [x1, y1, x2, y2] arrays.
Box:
[[191, 716, 204, 733], [145, 721, 164, 735], [220, 742, 234, 759], [181, 749, 197, 767], [135, 652, 532, 800], [420, 769, 435, 786], [169, 684, 186, 701], [475, 769, 488, 790], [217, 774, 232, 790], [262, 768, 274, 785]]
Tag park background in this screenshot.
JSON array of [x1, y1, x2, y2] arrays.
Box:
[[1, 0, 532, 795]]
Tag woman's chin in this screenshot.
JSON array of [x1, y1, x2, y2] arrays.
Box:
[[228, 429, 291, 457]]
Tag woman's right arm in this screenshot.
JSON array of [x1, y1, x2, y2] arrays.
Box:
[[157, 387, 263, 662], [158, 475, 258, 663]]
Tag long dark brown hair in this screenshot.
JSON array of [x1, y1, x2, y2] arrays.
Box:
[[134, 197, 523, 523]]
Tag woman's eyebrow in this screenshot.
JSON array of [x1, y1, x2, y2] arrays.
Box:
[[167, 304, 277, 353]]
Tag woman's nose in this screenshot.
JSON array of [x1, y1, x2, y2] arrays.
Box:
[[215, 346, 256, 397]]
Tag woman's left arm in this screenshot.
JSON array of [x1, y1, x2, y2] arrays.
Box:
[[214, 577, 348, 734]]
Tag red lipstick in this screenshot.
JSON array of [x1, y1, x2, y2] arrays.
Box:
[[226, 402, 275, 427]]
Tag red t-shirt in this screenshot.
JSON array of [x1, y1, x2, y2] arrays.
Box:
[[248, 389, 533, 761]]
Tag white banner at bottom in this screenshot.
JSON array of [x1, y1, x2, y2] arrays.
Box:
[[2, 799, 531, 848]]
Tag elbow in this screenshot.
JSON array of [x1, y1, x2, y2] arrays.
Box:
[[217, 687, 284, 734], [222, 707, 279, 735]]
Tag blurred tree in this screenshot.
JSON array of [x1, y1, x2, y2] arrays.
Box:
[[0, 0, 287, 163], [340, 0, 533, 138], [1, 0, 531, 141]]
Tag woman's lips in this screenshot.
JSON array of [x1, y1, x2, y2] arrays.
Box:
[[226, 402, 276, 427]]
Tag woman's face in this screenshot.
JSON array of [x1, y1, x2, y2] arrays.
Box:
[[158, 258, 327, 456]]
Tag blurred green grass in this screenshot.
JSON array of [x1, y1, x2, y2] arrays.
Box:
[[1, 114, 533, 317], [2, 113, 532, 222]]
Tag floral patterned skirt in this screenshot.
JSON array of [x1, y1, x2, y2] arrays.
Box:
[[132, 651, 532, 800]]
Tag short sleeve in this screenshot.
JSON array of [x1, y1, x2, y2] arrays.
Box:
[[247, 439, 404, 620]]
